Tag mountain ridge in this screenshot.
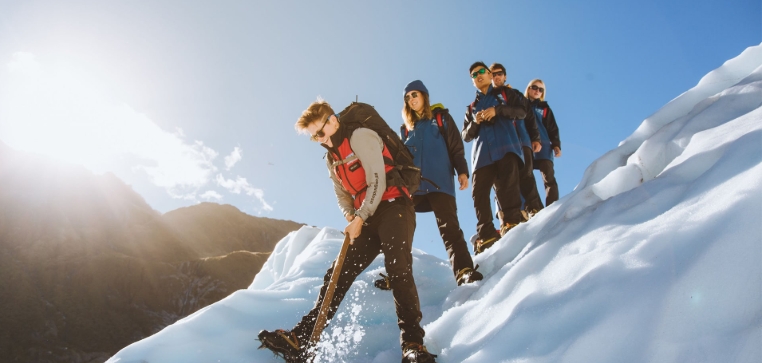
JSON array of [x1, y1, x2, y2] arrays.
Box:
[[0, 145, 303, 363]]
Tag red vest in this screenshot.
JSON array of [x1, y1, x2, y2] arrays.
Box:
[[330, 138, 404, 210]]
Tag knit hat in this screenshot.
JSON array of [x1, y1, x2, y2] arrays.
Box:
[[404, 80, 428, 98]]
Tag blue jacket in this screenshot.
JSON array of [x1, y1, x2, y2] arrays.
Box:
[[529, 99, 561, 161], [461, 85, 535, 173], [401, 106, 469, 199]]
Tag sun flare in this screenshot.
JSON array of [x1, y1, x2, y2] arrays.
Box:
[[0, 52, 217, 192], [2, 52, 122, 168]]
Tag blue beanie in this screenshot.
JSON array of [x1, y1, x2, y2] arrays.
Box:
[[404, 80, 428, 98]]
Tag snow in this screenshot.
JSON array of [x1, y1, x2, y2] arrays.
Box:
[[106, 44, 762, 363]]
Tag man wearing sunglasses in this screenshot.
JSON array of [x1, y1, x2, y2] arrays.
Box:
[[258, 99, 435, 363], [490, 63, 544, 222], [462, 62, 540, 254]]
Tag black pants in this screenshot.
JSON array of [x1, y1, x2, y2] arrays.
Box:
[[292, 198, 424, 348], [413, 192, 475, 279], [472, 153, 523, 241], [534, 159, 559, 206], [496, 147, 545, 223], [519, 146, 544, 212]]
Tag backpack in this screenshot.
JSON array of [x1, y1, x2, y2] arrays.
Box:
[[337, 102, 421, 196]]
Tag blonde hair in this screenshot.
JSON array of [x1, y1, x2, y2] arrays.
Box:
[[525, 79, 546, 101], [295, 98, 335, 133], [401, 91, 432, 131]]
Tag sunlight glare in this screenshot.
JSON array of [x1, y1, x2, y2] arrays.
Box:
[[0, 52, 219, 195]]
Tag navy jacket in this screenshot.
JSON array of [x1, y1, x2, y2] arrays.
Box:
[[461, 85, 536, 173], [401, 106, 469, 199], [529, 99, 561, 161]]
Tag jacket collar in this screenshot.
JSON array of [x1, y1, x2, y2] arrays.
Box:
[[476, 84, 494, 97], [529, 98, 548, 107]]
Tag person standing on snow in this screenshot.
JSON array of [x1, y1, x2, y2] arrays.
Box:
[[490, 62, 544, 222], [525, 79, 562, 206], [374, 80, 482, 287], [258, 99, 436, 363], [462, 62, 541, 254]]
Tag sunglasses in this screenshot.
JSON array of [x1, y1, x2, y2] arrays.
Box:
[[471, 68, 489, 79], [404, 91, 419, 103], [530, 85, 545, 93], [492, 71, 505, 77], [310, 114, 333, 142]]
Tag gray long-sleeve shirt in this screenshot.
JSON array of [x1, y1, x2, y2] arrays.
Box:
[[326, 128, 387, 222]]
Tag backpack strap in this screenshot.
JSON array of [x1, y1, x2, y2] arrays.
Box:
[[435, 112, 447, 139], [433, 109, 456, 172], [434, 111, 448, 146], [329, 154, 359, 168], [499, 88, 519, 126], [543, 107, 548, 118]]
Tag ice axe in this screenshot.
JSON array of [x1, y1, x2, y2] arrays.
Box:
[[309, 233, 352, 344]]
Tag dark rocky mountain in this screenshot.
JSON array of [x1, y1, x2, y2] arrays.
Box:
[[0, 142, 303, 363]]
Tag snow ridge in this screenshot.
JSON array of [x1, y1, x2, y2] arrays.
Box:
[[107, 44, 762, 363]]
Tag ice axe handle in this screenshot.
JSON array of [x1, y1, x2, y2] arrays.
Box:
[[309, 234, 352, 344]]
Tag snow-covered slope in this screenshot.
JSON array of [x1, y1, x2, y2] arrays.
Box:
[[107, 45, 762, 363]]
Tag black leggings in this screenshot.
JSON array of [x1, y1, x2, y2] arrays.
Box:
[[518, 146, 544, 212], [414, 192, 475, 279]]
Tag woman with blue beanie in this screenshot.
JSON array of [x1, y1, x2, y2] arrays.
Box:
[[376, 80, 482, 287]]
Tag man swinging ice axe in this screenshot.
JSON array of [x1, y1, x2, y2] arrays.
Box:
[[258, 99, 436, 363]]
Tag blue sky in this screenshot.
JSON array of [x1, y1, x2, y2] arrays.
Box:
[[0, 0, 759, 259]]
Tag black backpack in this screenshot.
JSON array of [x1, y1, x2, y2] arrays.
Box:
[[336, 102, 421, 196]]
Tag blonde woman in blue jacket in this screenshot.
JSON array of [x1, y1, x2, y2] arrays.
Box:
[[526, 79, 562, 206]]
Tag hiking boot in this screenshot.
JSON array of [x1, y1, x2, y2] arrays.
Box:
[[500, 223, 516, 237], [520, 210, 530, 223], [257, 329, 306, 363], [374, 273, 392, 290], [401, 342, 437, 363], [456, 266, 483, 286], [474, 236, 498, 255]]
